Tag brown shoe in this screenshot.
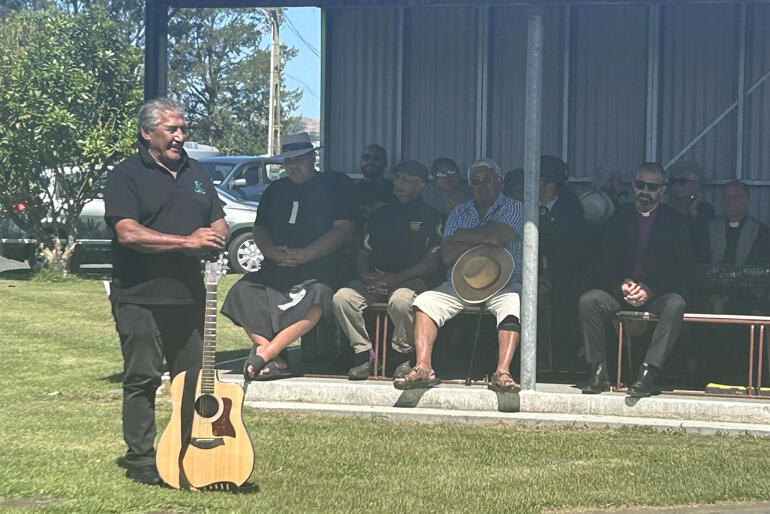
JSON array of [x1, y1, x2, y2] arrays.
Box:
[[393, 365, 440, 390], [488, 370, 521, 393]]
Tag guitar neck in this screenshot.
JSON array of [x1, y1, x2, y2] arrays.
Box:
[[202, 281, 218, 394]]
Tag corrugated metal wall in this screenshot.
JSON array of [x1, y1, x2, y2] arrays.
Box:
[[401, 6, 480, 169], [323, 2, 770, 220], [324, 7, 401, 174]]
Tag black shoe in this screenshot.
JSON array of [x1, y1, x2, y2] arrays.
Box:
[[126, 463, 162, 485], [581, 361, 610, 394], [392, 351, 415, 379], [348, 351, 373, 380], [627, 363, 658, 398]]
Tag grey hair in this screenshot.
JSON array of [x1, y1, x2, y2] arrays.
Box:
[[138, 97, 184, 133], [468, 158, 503, 180]]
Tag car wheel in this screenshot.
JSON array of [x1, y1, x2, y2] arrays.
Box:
[[227, 232, 262, 274]]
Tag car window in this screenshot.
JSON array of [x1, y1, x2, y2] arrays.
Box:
[[203, 162, 236, 184]]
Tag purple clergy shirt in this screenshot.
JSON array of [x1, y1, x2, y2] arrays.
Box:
[[631, 208, 658, 281]]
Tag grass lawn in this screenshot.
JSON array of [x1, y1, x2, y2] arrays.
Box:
[[1, 270, 770, 513]]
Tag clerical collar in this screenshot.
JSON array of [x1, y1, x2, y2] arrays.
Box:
[[728, 220, 741, 229], [543, 196, 559, 211], [637, 204, 658, 217]]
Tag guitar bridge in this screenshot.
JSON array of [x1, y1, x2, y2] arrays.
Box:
[[190, 437, 224, 449]]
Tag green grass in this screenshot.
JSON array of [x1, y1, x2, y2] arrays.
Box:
[[1, 270, 770, 513]]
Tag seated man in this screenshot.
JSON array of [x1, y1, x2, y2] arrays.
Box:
[[422, 157, 471, 215], [580, 162, 691, 397], [333, 160, 444, 380], [394, 158, 523, 392], [221, 133, 355, 380], [667, 160, 715, 262]]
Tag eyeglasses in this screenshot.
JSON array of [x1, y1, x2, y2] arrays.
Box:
[[633, 180, 664, 192], [671, 177, 697, 186], [469, 176, 496, 186], [434, 169, 457, 178]]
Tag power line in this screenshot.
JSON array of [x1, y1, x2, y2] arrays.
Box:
[[284, 16, 321, 58], [284, 72, 320, 100]]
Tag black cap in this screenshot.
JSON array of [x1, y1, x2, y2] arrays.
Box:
[[540, 155, 568, 184], [393, 160, 429, 183]]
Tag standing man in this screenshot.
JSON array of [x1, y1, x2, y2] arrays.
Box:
[[104, 98, 229, 485], [579, 162, 690, 397], [333, 160, 444, 380], [394, 159, 524, 392]]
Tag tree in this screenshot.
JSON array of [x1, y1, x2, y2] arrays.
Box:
[[0, 7, 142, 274], [167, 8, 302, 155]]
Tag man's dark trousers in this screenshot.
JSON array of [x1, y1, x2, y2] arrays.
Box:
[[579, 289, 686, 369], [112, 302, 203, 467]]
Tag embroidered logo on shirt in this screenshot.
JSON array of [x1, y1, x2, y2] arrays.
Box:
[[409, 221, 422, 231], [192, 181, 206, 194]]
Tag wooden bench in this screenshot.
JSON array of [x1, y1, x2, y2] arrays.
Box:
[[615, 311, 770, 396]]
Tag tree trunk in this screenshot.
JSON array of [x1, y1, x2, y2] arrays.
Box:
[[40, 237, 78, 276]]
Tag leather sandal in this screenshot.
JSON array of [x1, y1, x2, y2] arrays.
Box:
[[393, 365, 440, 390], [243, 343, 267, 382], [488, 370, 521, 393], [254, 360, 291, 381]]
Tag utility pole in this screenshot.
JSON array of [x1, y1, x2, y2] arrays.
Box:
[[267, 8, 281, 156]]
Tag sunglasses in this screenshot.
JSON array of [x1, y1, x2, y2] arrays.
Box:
[[634, 180, 664, 192], [434, 170, 457, 178], [469, 176, 496, 186], [671, 177, 697, 186]]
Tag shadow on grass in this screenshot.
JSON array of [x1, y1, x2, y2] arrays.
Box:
[[0, 269, 34, 281], [0, 268, 111, 281]]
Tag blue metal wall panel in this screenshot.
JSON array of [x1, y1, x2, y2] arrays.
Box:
[[658, 4, 739, 181], [487, 5, 565, 174], [568, 5, 648, 182], [324, 7, 401, 174], [744, 3, 770, 184], [401, 6, 479, 172]]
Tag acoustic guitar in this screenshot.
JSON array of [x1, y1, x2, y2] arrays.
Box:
[[156, 254, 254, 490]]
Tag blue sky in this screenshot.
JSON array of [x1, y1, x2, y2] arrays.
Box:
[[274, 8, 321, 119]]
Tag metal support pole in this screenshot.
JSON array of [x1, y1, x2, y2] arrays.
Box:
[[645, 4, 661, 162], [395, 7, 405, 163], [267, 9, 282, 157], [143, 0, 168, 100], [475, 6, 490, 159], [520, 5, 544, 392]]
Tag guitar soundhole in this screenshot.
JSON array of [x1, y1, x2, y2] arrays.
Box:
[[195, 394, 219, 419]]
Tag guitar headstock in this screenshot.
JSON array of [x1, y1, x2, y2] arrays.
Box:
[[202, 253, 228, 285]]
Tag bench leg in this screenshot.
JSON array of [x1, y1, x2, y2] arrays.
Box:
[[373, 313, 381, 377], [616, 322, 624, 389], [381, 318, 388, 378], [758, 325, 765, 392]]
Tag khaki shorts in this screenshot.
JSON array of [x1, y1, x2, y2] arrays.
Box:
[[412, 280, 521, 329]]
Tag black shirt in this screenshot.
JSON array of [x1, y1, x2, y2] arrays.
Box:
[[104, 144, 225, 305], [352, 177, 396, 232], [364, 197, 444, 285], [253, 171, 356, 291]]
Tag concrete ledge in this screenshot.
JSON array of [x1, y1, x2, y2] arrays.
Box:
[[223, 375, 770, 426], [243, 401, 770, 437]]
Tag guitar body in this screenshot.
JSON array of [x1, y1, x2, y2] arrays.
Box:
[[156, 369, 255, 490]]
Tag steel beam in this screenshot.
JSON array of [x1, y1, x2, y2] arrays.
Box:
[[144, 0, 169, 100]]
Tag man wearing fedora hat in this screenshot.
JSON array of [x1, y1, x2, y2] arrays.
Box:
[[221, 132, 356, 381], [394, 158, 524, 391], [333, 160, 444, 379]]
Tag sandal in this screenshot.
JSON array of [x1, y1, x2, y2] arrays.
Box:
[[243, 343, 267, 382], [393, 365, 440, 390], [488, 370, 521, 393], [254, 360, 291, 381]]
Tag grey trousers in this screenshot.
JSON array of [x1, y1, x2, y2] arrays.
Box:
[[578, 289, 686, 369], [332, 279, 426, 354]]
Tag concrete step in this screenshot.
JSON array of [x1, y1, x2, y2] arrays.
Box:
[[220, 374, 770, 427], [242, 400, 770, 437]]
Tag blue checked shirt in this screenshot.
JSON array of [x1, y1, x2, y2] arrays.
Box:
[[444, 193, 524, 284]]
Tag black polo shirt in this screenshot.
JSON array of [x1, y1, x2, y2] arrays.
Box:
[[252, 171, 356, 291], [104, 144, 225, 305], [364, 197, 444, 284]]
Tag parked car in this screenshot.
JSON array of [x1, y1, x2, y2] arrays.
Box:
[[201, 156, 285, 203], [0, 183, 262, 274]]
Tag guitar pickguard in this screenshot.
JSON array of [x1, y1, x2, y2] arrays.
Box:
[[211, 398, 235, 437]]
